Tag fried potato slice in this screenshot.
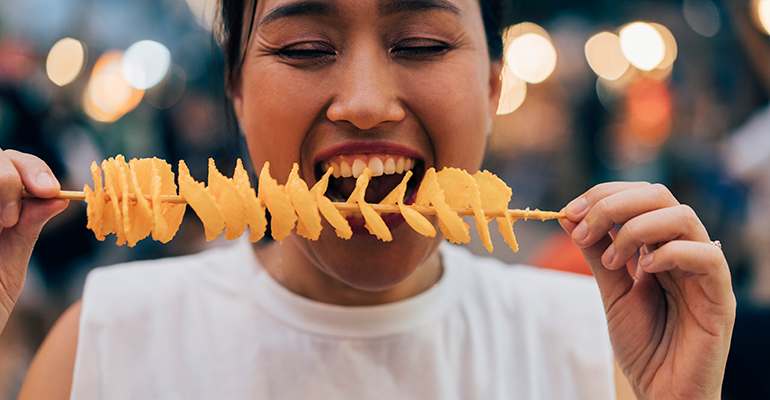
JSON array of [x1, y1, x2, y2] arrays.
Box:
[[437, 167, 492, 252], [115, 156, 133, 242], [127, 158, 154, 247], [258, 162, 297, 241], [208, 158, 248, 240], [474, 170, 518, 252], [150, 159, 169, 242], [415, 168, 469, 244], [85, 161, 106, 241], [178, 159, 225, 241], [101, 157, 126, 246], [381, 171, 435, 237], [233, 159, 267, 242], [155, 158, 185, 243], [286, 164, 322, 240], [311, 168, 352, 239], [348, 168, 391, 241]]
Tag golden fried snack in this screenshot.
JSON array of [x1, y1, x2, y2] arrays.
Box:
[[474, 170, 519, 252], [436, 167, 492, 252], [380, 171, 435, 237], [233, 159, 267, 242], [178, 160, 225, 241], [101, 157, 126, 246], [126, 158, 154, 246], [348, 168, 391, 241], [258, 162, 297, 241], [415, 168, 470, 244], [311, 168, 352, 239], [45, 155, 566, 251], [208, 158, 248, 241], [287, 164, 322, 241], [84, 161, 106, 240]]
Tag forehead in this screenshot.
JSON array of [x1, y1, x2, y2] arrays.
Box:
[[252, 0, 480, 24]]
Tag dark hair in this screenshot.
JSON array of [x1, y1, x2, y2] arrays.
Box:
[[218, 0, 505, 88]]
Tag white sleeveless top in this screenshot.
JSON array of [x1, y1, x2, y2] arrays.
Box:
[[71, 240, 615, 400]]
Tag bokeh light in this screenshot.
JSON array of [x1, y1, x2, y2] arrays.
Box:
[[650, 23, 678, 71], [585, 32, 630, 81], [506, 33, 558, 84], [497, 66, 528, 115], [683, 0, 722, 37], [145, 63, 187, 110], [184, 0, 217, 30], [626, 78, 673, 147], [46, 38, 86, 87], [756, 0, 770, 35], [84, 51, 144, 123], [121, 40, 171, 90], [619, 22, 666, 71]]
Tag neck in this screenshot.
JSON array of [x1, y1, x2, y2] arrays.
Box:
[[254, 237, 443, 306]]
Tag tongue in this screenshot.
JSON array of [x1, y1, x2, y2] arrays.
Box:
[[333, 173, 405, 203]]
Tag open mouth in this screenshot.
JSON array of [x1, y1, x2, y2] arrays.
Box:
[[314, 154, 425, 205]]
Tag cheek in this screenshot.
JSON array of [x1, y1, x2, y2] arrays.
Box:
[[241, 68, 325, 182], [405, 61, 490, 171]]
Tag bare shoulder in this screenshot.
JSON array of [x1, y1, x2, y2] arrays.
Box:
[[17, 300, 81, 400]]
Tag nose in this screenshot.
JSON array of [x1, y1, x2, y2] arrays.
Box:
[[326, 50, 406, 131]]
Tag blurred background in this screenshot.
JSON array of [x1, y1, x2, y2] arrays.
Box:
[[0, 0, 768, 398]]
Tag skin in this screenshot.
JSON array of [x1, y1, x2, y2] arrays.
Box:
[[0, 0, 733, 398]]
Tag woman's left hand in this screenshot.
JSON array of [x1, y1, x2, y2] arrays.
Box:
[[560, 182, 736, 400]]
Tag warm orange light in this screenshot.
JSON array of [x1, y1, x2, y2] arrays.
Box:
[[83, 51, 144, 123], [626, 78, 672, 146]]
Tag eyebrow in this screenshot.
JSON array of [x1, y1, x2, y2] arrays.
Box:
[[378, 0, 461, 16], [259, 1, 336, 27]]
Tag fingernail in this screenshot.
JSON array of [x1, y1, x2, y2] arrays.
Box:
[[1, 202, 19, 226], [36, 172, 56, 189], [572, 220, 588, 242], [566, 197, 587, 216], [602, 243, 615, 268], [639, 252, 653, 268]]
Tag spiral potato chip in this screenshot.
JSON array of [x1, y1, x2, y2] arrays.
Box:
[[381, 171, 435, 237], [233, 159, 267, 242], [474, 170, 518, 252], [179, 160, 225, 241], [348, 168, 391, 241], [287, 164, 322, 240], [311, 168, 352, 239], [258, 162, 297, 241], [415, 168, 470, 244], [208, 158, 248, 241], [436, 167, 492, 252], [79, 155, 557, 252]]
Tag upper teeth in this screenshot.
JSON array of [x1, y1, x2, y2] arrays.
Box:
[[323, 156, 416, 178]]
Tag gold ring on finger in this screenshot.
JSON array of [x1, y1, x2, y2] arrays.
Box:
[[710, 240, 722, 250]]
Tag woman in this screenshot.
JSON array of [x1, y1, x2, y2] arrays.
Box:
[[0, 0, 734, 398]]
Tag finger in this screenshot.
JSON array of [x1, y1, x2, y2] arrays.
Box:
[[603, 205, 710, 270], [564, 181, 652, 221], [579, 232, 635, 312], [571, 183, 680, 249], [5, 150, 61, 198], [0, 149, 23, 228], [638, 241, 735, 318]]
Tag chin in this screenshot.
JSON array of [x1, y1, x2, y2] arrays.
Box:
[[300, 219, 441, 292]]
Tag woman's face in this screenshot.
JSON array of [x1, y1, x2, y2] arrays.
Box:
[[231, 0, 501, 296]]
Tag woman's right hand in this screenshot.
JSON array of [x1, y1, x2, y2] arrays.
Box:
[[0, 148, 69, 334]]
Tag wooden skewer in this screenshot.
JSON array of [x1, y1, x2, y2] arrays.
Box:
[[22, 189, 565, 221]]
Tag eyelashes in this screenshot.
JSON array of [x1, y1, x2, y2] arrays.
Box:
[[274, 38, 452, 64]]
